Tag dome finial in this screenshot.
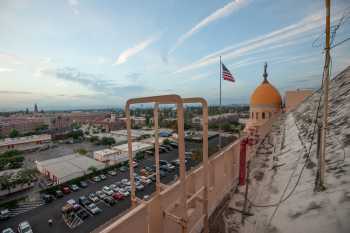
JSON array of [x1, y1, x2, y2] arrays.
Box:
[[263, 62, 268, 83]]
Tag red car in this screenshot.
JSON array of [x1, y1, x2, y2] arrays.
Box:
[[112, 192, 124, 200], [62, 186, 71, 194]]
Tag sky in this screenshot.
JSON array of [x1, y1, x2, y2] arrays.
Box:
[[0, 0, 350, 111]]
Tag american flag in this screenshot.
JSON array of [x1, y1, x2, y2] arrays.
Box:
[[222, 63, 235, 82]]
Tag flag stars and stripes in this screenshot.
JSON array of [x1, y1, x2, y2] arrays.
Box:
[[222, 63, 235, 82]]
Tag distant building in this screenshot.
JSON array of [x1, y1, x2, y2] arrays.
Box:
[[192, 113, 239, 126], [112, 142, 153, 156], [0, 117, 47, 137], [34, 103, 38, 113], [36, 154, 104, 184], [93, 148, 128, 165], [285, 89, 313, 112], [0, 134, 51, 153]]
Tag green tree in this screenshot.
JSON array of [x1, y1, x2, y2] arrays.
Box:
[[75, 148, 87, 155], [9, 129, 19, 138], [100, 137, 115, 145], [88, 166, 98, 175]]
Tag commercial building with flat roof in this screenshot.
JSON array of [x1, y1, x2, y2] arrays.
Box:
[[93, 148, 128, 165], [112, 142, 153, 156], [0, 134, 52, 153], [36, 154, 104, 184]]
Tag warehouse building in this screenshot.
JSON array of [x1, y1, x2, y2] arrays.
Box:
[[36, 154, 104, 184], [0, 134, 52, 153]]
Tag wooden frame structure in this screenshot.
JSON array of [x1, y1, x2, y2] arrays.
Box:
[[125, 95, 209, 233]]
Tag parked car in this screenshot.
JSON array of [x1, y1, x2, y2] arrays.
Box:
[[17, 221, 33, 233], [170, 142, 178, 148], [42, 194, 54, 203], [79, 181, 88, 188], [160, 170, 166, 177], [54, 190, 64, 198], [171, 159, 187, 166], [1, 227, 14, 233], [144, 166, 153, 172], [96, 191, 107, 199], [103, 196, 115, 206], [102, 186, 114, 196], [160, 146, 169, 152], [88, 193, 99, 202], [78, 196, 91, 207], [107, 170, 117, 176], [0, 209, 10, 221], [185, 152, 193, 159], [67, 199, 80, 210], [87, 203, 101, 215], [92, 176, 101, 182], [112, 192, 124, 200], [100, 174, 107, 180], [70, 184, 79, 192], [61, 186, 71, 194], [118, 189, 130, 197], [160, 164, 171, 172], [76, 209, 89, 220], [140, 176, 152, 185], [121, 179, 130, 186], [135, 182, 144, 191], [119, 166, 127, 172], [164, 145, 173, 151]]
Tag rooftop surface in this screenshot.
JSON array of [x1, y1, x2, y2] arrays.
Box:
[[211, 66, 350, 233]]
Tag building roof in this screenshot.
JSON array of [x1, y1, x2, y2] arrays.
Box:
[[112, 142, 153, 153], [36, 154, 104, 179], [0, 134, 51, 147]]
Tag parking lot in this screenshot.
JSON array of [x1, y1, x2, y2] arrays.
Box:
[[0, 136, 233, 233]]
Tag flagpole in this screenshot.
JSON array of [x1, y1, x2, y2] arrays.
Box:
[[219, 56, 222, 149]]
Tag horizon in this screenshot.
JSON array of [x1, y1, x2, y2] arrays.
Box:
[[1, 0, 350, 111]]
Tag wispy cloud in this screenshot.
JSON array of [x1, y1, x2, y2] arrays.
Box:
[[0, 67, 14, 73], [169, 0, 249, 55], [175, 11, 335, 74], [67, 0, 79, 15], [41, 67, 146, 96], [115, 34, 161, 65]]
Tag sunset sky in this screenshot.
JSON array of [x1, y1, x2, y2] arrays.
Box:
[[1, 0, 349, 111]]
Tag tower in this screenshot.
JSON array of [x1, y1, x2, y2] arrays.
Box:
[[34, 104, 38, 113], [245, 63, 282, 132]]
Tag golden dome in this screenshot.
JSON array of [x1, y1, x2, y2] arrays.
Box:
[[250, 63, 282, 108]]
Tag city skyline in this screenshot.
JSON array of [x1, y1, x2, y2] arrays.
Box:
[[1, 0, 350, 111]]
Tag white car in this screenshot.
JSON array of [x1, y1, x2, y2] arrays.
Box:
[[88, 193, 99, 202], [18, 221, 33, 233], [140, 176, 152, 185], [96, 191, 107, 199], [102, 186, 114, 196], [2, 228, 15, 233], [121, 179, 131, 186], [87, 203, 101, 215], [118, 188, 130, 196]]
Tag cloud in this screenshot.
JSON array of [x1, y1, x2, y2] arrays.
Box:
[[67, 0, 79, 15], [41, 67, 146, 96], [175, 11, 338, 74], [0, 67, 14, 73], [169, 0, 249, 55], [115, 34, 161, 65]]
